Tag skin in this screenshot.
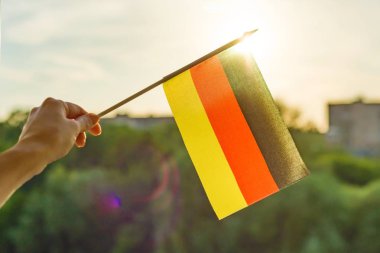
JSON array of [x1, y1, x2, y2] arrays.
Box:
[[0, 98, 102, 208]]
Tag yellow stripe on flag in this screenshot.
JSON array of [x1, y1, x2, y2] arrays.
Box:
[[163, 70, 247, 219]]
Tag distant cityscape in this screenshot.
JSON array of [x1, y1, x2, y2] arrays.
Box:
[[101, 114, 174, 129], [103, 97, 380, 157], [327, 98, 380, 156]]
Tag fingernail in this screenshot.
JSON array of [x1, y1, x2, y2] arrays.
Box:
[[88, 113, 99, 125]]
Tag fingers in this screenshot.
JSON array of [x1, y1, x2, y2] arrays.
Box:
[[75, 132, 87, 148], [30, 107, 39, 115], [39, 98, 101, 149], [25, 106, 39, 123], [88, 123, 102, 136], [64, 102, 88, 119], [75, 113, 99, 133], [40, 97, 66, 116], [41, 98, 88, 119], [74, 115, 100, 148]]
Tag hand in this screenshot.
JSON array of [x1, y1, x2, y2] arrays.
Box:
[[18, 97, 101, 166], [0, 98, 102, 207]]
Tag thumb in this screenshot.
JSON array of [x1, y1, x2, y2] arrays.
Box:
[[76, 113, 99, 132]]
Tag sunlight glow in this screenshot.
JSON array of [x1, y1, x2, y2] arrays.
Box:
[[233, 30, 277, 62], [233, 35, 257, 55]]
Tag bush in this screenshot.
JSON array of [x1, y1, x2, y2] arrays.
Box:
[[8, 166, 167, 253], [332, 155, 380, 186], [352, 180, 380, 253]]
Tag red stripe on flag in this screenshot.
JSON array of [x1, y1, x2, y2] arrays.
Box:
[[190, 56, 279, 204]]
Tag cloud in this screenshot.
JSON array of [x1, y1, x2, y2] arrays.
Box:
[[1, 0, 380, 129], [4, 0, 130, 45]]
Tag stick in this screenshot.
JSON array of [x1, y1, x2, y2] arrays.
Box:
[[97, 29, 257, 118]]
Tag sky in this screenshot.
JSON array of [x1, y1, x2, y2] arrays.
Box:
[[1, 0, 379, 131]]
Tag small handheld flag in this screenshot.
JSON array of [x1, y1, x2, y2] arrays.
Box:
[[98, 30, 309, 219]]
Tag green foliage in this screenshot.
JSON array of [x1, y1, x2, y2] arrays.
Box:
[[62, 123, 162, 171], [0, 191, 26, 253], [7, 166, 162, 253], [2, 110, 380, 252], [276, 100, 302, 130], [112, 224, 149, 253], [352, 180, 380, 253], [331, 154, 380, 186], [236, 173, 351, 253], [290, 130, 328, 169], [0, 110, 27, 151]]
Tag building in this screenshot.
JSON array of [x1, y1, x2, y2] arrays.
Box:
[[327, 98, 380, 156], [101, 114, 174, 129]]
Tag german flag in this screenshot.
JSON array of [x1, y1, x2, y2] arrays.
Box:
[[163, 47, 309, 219]]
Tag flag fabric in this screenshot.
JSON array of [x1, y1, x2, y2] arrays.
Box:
[[163, 47, 309, 219]]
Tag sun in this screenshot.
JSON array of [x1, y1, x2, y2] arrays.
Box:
[[232, 30, 277, 61], [233, 33, 257, 54]]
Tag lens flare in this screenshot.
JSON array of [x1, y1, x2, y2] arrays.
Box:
[[100, 192, 122, 211]]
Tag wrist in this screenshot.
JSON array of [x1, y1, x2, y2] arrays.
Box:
[[12, 140, 49, 177], [0, 141, 48, 207]]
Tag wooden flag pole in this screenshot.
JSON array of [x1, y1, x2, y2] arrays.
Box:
[[97, 29, 257, 118]]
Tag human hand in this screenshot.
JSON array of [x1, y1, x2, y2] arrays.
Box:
[[0, 97, 101, 206], [18, 97, 101, 167]]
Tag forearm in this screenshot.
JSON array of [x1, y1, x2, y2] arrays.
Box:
[[0, 98, 101, 208], [0, 143, 47, 207]]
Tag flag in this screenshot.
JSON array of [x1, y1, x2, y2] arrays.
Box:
[[163, 46, 309, 219]]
